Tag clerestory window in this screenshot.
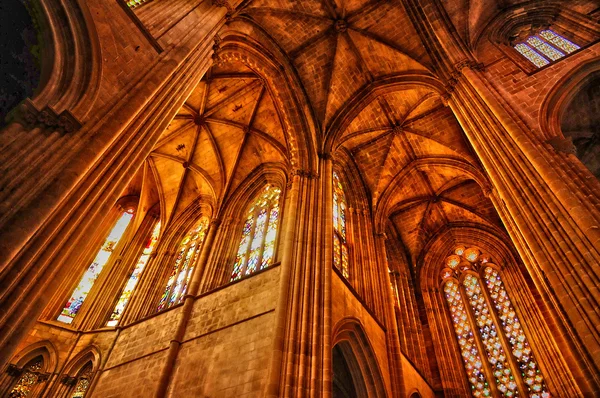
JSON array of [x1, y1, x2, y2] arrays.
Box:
[[441, 246, 549, 398], [230, 185, 281, 281], [514, 30, 580, 68]]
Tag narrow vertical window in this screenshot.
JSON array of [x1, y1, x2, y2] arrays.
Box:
[[9, 356, 44, 397], [231, 185, 281, 281], [514, 30, 580, 68], [108, 221, 161, 326], [441, 246, 549, 397], [58, 210, 134, 324], [70, 362, 93, 398], [333, 171, 349, 279], [157, 219, 208, 311]]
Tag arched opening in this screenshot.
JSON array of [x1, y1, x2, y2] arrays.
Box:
[[0, 0, 41, 123], [332, 343, 366, 398], [332, 343, 367, 398], [560, 70, 600, 179], [332, 319, 387, 398]]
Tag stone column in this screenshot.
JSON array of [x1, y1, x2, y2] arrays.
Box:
[[265, 165, 325, 398], [0, 1, 229, 367], [448, 65, 600, 387]]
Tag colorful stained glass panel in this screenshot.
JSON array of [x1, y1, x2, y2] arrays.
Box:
[[443, 281, 491, 397], [526, 37, 564, 61], [108, 221, 161, 326], [514, 44, 550, 68], [58, 211, 133, 324], [539, 30, 579, 53]]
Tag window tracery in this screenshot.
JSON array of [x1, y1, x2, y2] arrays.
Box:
[[70, 362, 93, 398], [9, 357, 44, 398], [514, 30, 579, 68], [158, 219, 208, 311], [231, 185, 281, 281], [108, 221, 161, 326], [58, 210, 134, 324], [333, 171, 349, 279], [441, 246, 549, 398]]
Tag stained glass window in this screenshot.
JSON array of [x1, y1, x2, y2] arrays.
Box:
[[71, 362, 93, 398], [441, 246, 549, 398], [58, 210, 134, 324], [231, 185, 281, 281], [539, 30, 579, 54], [9, 357, 44, 398], [333, 172, 349, 279], [157, 219, 208, 311], [108, 221, 161, 326], [514, 30, 579, 68]]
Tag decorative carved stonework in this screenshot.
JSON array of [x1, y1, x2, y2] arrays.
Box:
[[10, 99, 82, 133], [546, 136, 577, 155], [6, 364, 22, 377], [61, 375, 77, 386]]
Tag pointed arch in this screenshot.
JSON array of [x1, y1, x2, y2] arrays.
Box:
[[332, 318, 387, 398]]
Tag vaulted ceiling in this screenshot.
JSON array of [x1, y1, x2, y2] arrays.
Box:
[[237, 0, 434, 133], [129, 0, 514, 264], [131, 59, 289, 226]]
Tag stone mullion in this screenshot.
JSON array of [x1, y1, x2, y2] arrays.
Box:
[[424, 288, 472, 396], [475, 270, 529, 397], [0, 22, 220, 364], [457, 278, 502, 397], [84, 214, 157, 330], [374, 233, 405, 397], [497, 264, 584, 396], [449, 71, 600, 376]]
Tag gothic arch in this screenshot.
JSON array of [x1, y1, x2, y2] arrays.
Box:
[[332, 318, 387, 398], [8, 340, 58, 374], [12, 0, 102, 123], [540, 56, 600, 136], [61, 346, 101, 376], [418, 225, 585, 397], [216, 29, 319, 172]]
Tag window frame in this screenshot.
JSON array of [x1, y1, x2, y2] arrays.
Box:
[[230, 184, 283, 282], [440, 247, 549, 398]]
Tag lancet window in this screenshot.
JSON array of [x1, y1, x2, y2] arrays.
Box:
[[514, 30, 579, 68], [9, 356, 44, 397], [333, 171, 349, 279], [157, 219, 208, 311], [70, 362, 93, 398], [231, 185, 281, 281], [108, 221, 161, 326], [58, 210, 134, 324], [441, 246, 549, 398]]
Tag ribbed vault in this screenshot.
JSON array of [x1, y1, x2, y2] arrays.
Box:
[[143, 59, 289, 226]]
